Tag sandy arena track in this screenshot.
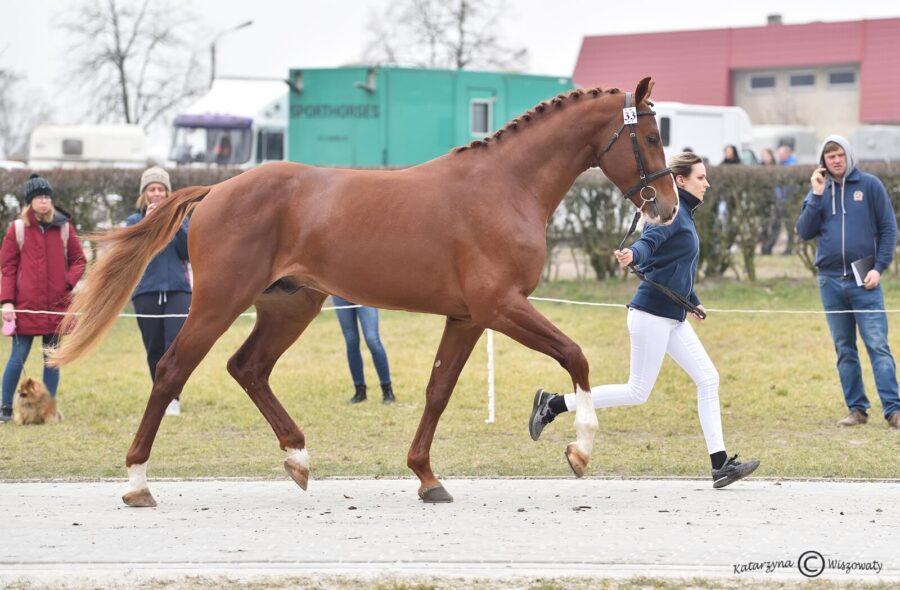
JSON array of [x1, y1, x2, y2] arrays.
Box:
[[0, 477, 897, 587]]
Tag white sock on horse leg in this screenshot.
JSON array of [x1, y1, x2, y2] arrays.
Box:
[[572, 386, 598, 456], [286, 448, 309, 470], [127, 462, 149, 491]]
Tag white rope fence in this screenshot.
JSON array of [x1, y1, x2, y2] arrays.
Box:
[[7, 298, 900, 424], [482, 296, 900, 423], [5, 304, 362, 319]]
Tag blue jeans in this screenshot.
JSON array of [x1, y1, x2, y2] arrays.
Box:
[[818, 276, 900, 418], [2, 334, 61, 408], [332, 296, 391, 386]]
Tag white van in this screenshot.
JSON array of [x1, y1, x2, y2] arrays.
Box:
[[28, 124, 148, 169], [752, 125, 818, 164], [169, 77, 286, 168], [848, 126, 900, 163], [653, 102, 754, 165]]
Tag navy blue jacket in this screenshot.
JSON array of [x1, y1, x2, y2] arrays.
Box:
[[628, 188, 702, 321], [125, 212, 191, 299], [796, 134, 897, 277]]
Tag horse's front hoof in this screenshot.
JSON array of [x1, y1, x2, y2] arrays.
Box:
[[418, 484, 453, 503], [122, 487, 157, 508], [284, 458, 309, 491], [565, 443, 589, 478]]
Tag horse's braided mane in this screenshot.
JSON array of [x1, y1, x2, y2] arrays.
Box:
[[453, 86, 621, 154]]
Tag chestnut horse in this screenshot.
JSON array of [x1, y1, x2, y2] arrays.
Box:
[[49, 77, 676, 506]]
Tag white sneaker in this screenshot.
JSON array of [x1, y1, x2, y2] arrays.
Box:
[[165, 399, 181, 417]]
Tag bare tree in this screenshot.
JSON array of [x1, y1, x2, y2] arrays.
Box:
[[364, 0, 528, 70], [60, 0, 206, 129], [0, 51, 53, 160]]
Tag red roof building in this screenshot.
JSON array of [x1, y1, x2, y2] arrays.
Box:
[[573, 17, 900, 134]]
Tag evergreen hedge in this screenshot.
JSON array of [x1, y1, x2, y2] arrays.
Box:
[[2, 163, 898, 280]]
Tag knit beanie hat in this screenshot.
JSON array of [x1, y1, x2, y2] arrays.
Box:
[[139, 166, 172, 194], [24, 173, 54, 205]]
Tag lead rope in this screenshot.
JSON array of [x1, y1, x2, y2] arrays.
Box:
[[617, 210, 707, 320]]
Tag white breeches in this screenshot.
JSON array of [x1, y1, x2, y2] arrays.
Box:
[[563, 308, 725, 453]]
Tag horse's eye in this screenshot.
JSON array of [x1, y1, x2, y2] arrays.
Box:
[[646, 135, 658, 144]]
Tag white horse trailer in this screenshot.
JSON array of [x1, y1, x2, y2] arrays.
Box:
[[653, 102, 755, 165], [28, 125, 148, 169]]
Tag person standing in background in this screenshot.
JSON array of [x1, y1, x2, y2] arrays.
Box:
[[0, 174, 86, 422], [777, 145, 797, 166], [332, 295, 395, 405], [796, 136, 900, 429], [127, 167, 191, 417], [721, 144, 741, 165]]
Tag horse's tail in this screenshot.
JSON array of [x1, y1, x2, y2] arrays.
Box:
[[47, 186, 211, 368]]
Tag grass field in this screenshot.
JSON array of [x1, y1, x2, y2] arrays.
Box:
[[1, 256, 898, 481]]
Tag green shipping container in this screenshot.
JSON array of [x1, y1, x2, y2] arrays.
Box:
[[287, 66, 572, 167]]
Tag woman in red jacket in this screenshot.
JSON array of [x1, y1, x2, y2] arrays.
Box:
[[0, 174, 86, 422]]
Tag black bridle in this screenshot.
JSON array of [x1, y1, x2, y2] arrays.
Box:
[[594, 91, 673, 211], [595, 92, 706, 320]]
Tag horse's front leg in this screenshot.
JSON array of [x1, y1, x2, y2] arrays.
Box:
[[478, 295, 597, 477], [408, 316, 484, 503]]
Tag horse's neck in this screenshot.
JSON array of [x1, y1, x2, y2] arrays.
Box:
[[487, 99, 612, 219]]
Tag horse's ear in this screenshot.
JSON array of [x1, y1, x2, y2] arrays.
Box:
[[635, 77, 654, 104]]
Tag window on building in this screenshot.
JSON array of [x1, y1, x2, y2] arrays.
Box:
[[62, 139, 83, 156], [470, 100, 492, 135], [828, 70, 856, 87], [659, 117, 670, 147], [777, 138, 796, 150], [256, 130, 284, 162], [788, 72, 816, 89], [748, 74, 777, 91]]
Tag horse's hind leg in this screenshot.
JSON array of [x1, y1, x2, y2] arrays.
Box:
[[226, 288, 328, 492], [123, 297, 255, 507], [475, 294, 597, 478], [408, 316, 484, 503]]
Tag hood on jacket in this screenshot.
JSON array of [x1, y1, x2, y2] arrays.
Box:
[[26, 206, 72, 228], [818, 134, 856, 180], [51, 207, 72, 227]]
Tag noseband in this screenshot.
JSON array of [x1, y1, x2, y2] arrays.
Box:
[[594, 91, 672, 207]]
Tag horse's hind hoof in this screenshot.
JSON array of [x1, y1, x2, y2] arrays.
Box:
[[418, 484, 453, 503], [122, 488, 157, 508], [565, 443, 589, 478], [284, 458, 309, 491]]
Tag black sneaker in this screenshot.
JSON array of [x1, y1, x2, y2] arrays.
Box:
[[529, 389, 557, 441], [712, 454, 760, 489], [0, 406, 11, 423]]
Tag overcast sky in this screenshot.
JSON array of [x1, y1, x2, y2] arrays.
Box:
[[2, 0, 898, 155]]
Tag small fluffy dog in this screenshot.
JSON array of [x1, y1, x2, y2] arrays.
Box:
[[13, 378, 62, 425]]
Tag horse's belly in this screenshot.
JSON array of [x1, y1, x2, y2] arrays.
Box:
[[304, 260, 468, 317]]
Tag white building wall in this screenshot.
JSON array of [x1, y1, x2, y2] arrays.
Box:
[[732, 65, 860, 142]]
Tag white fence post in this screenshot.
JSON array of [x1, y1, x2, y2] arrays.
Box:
[[486, 329, 495, 424]]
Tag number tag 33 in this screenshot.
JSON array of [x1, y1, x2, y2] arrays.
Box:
[[623, 107, 638, 125]]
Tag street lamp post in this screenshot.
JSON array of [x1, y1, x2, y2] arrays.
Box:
[[210, 20, 254, 87]]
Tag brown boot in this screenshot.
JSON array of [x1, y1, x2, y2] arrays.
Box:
[[837, 408, 868, 427], [888, 412, 900, 429]]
